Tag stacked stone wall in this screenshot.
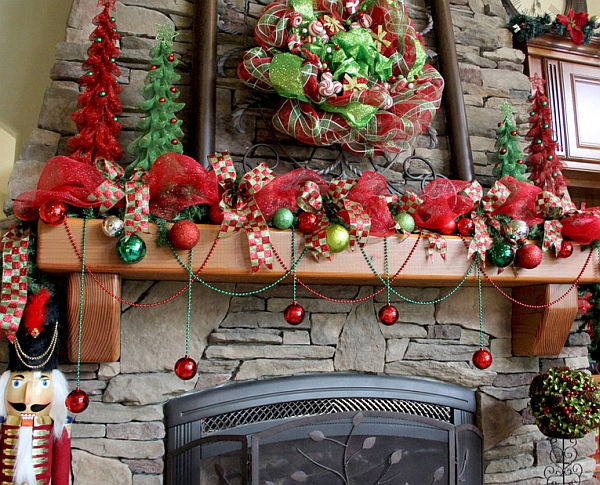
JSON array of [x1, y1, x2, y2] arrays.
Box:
[[4, 0, 599, 484]]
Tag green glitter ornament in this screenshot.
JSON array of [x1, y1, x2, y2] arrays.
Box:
[[394, 212, 415, 233], [326, 224, 350, 253], [273, 208, 294, 229], [488, 243, 514, 268], [117, 234, 147, 264]]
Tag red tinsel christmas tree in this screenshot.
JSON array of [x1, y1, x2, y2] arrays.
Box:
[[68, 0, 123, 165], [524, 74, 569, 197]]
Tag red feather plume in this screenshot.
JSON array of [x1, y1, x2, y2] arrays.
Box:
[[22, 288, 51, 337]]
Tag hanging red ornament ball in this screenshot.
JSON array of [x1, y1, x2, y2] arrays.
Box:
[[298, 212, 319, 233], [169, 220, 200, 250], [437, 219, 456, 235], [65, 387, 90, 413], [456, 218, 475, 237], [208, 204, 225, 225], [170, 87, 177, 93], [500, 148, 507, 155], [472, 348, 493, 370], [378, 304, 399, 326], [174, 355, 198, 380], [150, 65, 157, 70], [558, 241, 574, 259], [171, 139, 179, 145], [170, 118, 177, 124], [497, 122, 502, 127], [168, 55, 175, 62], [510, 130, 518, 136], [515, 243, 543, 269], [284, 302, 305, 325], [159, 97, 166, 103], [39, 201, 67, 225]]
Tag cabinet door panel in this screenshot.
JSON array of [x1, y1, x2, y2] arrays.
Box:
[[562, 62, 600, 160]]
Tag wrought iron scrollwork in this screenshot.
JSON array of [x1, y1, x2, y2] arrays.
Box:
[[544, 438, 583, 484]]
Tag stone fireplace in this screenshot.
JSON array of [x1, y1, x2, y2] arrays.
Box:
[[4, 0, 600, 484]]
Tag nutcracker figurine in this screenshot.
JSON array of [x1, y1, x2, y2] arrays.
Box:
[[0, 288, 71, 485]]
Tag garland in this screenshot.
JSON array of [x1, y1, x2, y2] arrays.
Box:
[[509, 11, 599, 45]]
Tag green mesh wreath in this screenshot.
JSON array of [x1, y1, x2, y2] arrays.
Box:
[[529, 366, 600, 439]]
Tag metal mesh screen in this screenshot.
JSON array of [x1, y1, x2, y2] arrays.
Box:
[[201, 397, 451, 435]]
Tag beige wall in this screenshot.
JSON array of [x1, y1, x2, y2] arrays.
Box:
[[0, 0, 72, 205]]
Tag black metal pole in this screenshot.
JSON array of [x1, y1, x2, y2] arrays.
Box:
[[430, 0, 475, 181], [190, 0, 217, 168]]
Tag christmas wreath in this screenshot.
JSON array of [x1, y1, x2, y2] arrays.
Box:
[[529, 366, 600, 439], [237, 0, 444, 157]]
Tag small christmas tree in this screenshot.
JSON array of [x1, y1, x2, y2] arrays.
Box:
[[492, 101, 529, 182], [68, 0, 123, 165], [524, 74, 569, 197], [127, 22, 185, 174]]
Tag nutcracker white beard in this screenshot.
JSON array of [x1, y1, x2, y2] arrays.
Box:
[[15, 425, 35, 485]]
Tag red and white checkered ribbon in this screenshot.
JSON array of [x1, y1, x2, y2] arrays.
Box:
[[535, 191, 576, 220], [543, 219, 563, 255], [468, 181, 510, 264], [209, 152, 275, 272], [397, 190, 422, 215], [124, 167, 151, 237], [297, 180, 330, 261], [459, 180, 483, 204], [87, 158, 126, 213], [0, 225, 30, 342], [421, 229, 446, 262]]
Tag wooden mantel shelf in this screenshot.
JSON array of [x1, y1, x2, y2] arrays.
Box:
[[35, 219, 600, 362]]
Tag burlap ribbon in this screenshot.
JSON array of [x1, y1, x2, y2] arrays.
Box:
[[87, 159, 150, 237], [535, 191, 576, 255], [209, 152, 275, 272], [468, 180, 510, 265], [0, 225, 30, 341]]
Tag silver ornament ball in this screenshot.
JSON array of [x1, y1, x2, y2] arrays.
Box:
[[102, 215, 125, 237], [504, 219, 529, 243]]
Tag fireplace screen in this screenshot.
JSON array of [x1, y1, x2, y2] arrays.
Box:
[[165, 374, 482, 485]]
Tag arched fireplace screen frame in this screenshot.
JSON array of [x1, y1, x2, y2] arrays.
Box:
[[165, 373, 483, 485]]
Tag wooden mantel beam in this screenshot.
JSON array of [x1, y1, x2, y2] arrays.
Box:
[[37, 219, 597, 362]]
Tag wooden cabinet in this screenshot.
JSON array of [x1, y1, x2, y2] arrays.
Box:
[[520, 35, 600, 203]]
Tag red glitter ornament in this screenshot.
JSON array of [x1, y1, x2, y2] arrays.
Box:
[[66, 387, 90, 413], [437, 219, 456, 235], [284, 302, 305, 325], [515, 243, 543, 269], [472, 348, 492, 370], [169, 220, 200, 250], [209, 204, 225, 225], [298, 212, 319, 233], [39, 201, 67, 225], [456, 218, 474, 237], [378, 304, 399, 325], [174, 355, 198, 380], [558, 241, 574, 258]]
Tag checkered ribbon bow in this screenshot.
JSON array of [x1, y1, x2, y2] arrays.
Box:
[[297, 178, 371, 260], [421, 229, 447, 262], [209, 152, 275, 272], [468, 180, 509, 265], [87, 159, 150, 237], [0, 225, 30, 341], [535, 191, 577, 255], [396, 190, 422, 215]]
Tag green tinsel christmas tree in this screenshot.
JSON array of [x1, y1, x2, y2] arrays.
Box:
[[128, 22, 185, 173], [492, 102, 529, 183]]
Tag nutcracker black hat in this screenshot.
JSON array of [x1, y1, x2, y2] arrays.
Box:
[[8, 288, 59, 372]]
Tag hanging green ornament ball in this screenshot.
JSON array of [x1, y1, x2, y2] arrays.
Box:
[[529, 111, 535, 117], [99, 91, 107, 97], [543, 124, 549, 129], [552, 172, 558, 177], [394, 212, 415, 233], [542, 101, 548, 107], [113, 116, 118, 122], [117, 234, 147, 264], [535, 139, 542, 144], [110, 57, 116, 63], [86, 71, 93, 76], [111, 17, 116, 22], [547, 155, 553, 161], [326, 224, 350, 253], [273, 208, 294, 230], [95, 37, 102, 43], [489, 242, 514, 268]]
